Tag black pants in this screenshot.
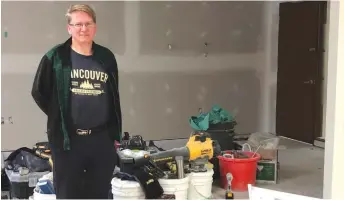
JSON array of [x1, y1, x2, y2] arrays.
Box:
[[51, 131, 116, 199]]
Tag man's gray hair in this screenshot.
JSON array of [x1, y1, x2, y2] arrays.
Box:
[[65, 4, 96, 23]]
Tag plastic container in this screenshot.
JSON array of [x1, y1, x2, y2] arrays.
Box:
[[188, 168, 214, 200], [111, 177, 145, 199], [5, 169, 50, 199], [33, 188, 56, 200], [246, 132, 280, 160], [207, 130, 235, 151], [218, 151, 261, 191], [158, 175, 190, 200]]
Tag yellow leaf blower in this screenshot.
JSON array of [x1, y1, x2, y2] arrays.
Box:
[[134, 132, 214, 174]]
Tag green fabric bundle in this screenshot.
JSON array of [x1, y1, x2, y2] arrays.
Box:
[[189, 105, 234, 131]]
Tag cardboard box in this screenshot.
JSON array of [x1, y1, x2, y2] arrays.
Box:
[[256, 160, 278, 184], [257, 149, 278, 160]]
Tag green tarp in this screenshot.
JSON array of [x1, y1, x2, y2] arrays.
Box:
[[189, 105, 234, 131]]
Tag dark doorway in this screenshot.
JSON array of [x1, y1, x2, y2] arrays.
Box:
[[276, 1, 327, 144]]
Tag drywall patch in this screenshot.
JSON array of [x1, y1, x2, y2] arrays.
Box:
[[200, 31, 208, 38], [236, 4, 244, 9], [197, 94, 205, 102], [231, 30, 242, 36], [129, 84, 136, 94], [232, 83, 239, 92], [46, 33, 54, 40], [233, 107, 240, 117], [254, 68, 263, 79], [166, 107, 173, 114], [200, 86, 208, 94], [129, 108, 136, 117], [166, 29, 172, 37], [164, 83, 170, 91], [202, 2, 208, 6]]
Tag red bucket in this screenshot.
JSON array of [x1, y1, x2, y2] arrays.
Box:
[[218, 151, 261, 192]]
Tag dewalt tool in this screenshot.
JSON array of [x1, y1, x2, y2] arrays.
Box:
[[225, 173, 234, 199], [134, 132, 215, 175]]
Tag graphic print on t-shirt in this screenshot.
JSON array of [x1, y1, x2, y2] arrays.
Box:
[[70, 69, 109, 96], [70, 49, 110, 129]]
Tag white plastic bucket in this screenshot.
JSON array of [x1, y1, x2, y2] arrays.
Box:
[[33, 189, 56, 200], [188, 168, 214, 200], [158, 175, 190, 200], [111, 177, 145, 199]]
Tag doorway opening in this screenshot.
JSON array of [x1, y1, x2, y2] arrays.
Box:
[[276, 1, 327, 145]]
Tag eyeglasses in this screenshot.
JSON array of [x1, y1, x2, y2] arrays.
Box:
[[69, 22, 95, 29]]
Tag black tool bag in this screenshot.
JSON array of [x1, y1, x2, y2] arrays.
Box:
[[4, 147, 51, 172]]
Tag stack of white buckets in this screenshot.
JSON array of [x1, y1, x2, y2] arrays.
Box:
[[111, 168, 214, 200]]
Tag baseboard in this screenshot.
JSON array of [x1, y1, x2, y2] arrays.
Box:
[[315, 137, 325, 142], [279, 136, 313, 145], [314, 137, 325, 148]]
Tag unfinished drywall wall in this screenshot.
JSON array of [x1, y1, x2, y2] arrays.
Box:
[[262, 1, 280, 133], [2, 1, 265, 150], [321, 5, 331, 139], [120, 70, 260, 140], [1, 1, 125, 54], [139, 1, 264, 55]]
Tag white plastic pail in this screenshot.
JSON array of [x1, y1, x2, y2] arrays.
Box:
[[188, 168, 214, 200], [158, 175, 190, 200], [111, 177, 145, 199], [33, 189, 56, 200]]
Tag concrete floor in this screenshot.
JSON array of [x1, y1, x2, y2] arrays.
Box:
[[211, 137, 324, 199], [1, 137, 323, 199]]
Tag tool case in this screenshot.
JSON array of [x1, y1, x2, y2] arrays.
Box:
[[5, 169, 50, 199]]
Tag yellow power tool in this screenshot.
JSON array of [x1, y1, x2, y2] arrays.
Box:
[[135, 132, 214, 173]]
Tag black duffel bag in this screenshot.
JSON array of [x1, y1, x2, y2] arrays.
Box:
[[4, 147, 51, 172]]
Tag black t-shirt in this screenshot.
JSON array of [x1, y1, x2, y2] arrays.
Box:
[[70, 48, 110, 129]]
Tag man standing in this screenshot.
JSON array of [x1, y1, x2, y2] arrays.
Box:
[[31, 4, 122, 199]]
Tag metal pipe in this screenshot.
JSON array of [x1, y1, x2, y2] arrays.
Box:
[[175, 156, 184, 179]]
